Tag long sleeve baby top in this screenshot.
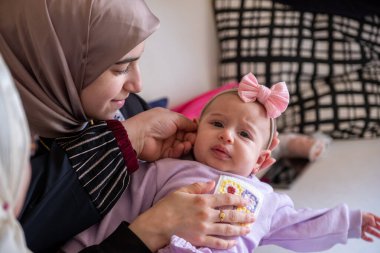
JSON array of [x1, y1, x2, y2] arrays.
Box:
[[63, 158, 362, 253]]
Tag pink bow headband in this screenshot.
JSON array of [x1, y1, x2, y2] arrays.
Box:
[[238, 73, 289, 118]]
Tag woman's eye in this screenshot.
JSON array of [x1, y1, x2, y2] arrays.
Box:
[[116, 67, 129, 75], [115, 65, 130, 75], [212, 121, 223, 128], [240, 131, 251, 139]]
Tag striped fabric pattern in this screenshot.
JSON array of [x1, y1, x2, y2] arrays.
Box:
[[213, 0, 380, 139], [57, 122, 130, 216]]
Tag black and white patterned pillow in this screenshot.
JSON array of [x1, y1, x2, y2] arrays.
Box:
[[213, 0, 380, 139]]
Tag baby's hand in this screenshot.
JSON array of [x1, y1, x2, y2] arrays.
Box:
[[361, 212, 380, 242]]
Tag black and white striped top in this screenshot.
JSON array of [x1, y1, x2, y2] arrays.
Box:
[[56, 120, 138, 216]]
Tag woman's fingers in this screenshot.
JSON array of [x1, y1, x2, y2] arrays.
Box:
[[190, 193, 256, 224], [138, 184, 257, 251], [177, 181, 216, 194], [213, 208, 255, 224], [191, 222, 251, 249], [169, 139, 193, 157], [207, 222, 251, 237], [174, 112, 198, 132], [123, 108, 197, 161], [209, 193, 249, 209], [184, 132, 197, 144], [193, 235, 236, 250]]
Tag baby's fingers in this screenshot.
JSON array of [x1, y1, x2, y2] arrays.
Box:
[[362, 226, 380, 242], [362, 232, 373, 242], [374, 214, 380, 225], [371, 228, 380, 239]]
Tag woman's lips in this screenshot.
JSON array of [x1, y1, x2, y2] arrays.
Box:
[[112, 94, 129, 109], [111, 99, 125, 109]]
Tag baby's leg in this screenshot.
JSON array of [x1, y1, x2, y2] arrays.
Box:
[[273, 132, 332, 161]]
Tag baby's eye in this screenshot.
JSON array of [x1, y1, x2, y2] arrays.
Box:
[[211, 121, 224, 128], [239, 131, 251, 139]]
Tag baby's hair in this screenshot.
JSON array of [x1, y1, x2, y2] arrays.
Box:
[[199, 89, 275, 150]]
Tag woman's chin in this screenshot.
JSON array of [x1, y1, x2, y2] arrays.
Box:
[[91, 112, 117, 121]]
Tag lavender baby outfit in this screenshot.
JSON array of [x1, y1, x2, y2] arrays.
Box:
[[63, 158, 361, 253]]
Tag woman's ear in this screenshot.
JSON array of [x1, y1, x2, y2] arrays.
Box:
[[252, 150, 274, 174]]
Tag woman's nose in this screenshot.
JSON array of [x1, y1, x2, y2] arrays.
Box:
[[123, 66, 142, 93], [126, 79, 142, 93], [219, 130, 233, 144]]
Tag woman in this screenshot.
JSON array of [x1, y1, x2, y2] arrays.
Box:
[[0, 55, 31, 253], [0, 0, 255, 252]]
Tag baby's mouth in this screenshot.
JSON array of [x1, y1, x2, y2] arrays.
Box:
[[211, 145, 231, 159]]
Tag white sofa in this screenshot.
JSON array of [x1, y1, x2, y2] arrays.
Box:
[[256, 139, 380, 253], [141, 2, 380, 252]]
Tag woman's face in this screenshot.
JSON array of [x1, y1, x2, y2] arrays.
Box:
[[80, 42, 145, 120]]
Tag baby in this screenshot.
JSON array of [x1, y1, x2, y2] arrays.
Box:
[[63, 73, 380, 252]]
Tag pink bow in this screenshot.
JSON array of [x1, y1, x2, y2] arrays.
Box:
[[238, 73, 289, 118]]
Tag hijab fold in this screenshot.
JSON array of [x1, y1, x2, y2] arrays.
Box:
[[0, 0, 159, 137]]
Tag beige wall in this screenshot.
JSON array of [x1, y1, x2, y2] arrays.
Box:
[[139, 0, 219, 108]]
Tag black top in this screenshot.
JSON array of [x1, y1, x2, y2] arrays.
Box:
[[19, 94, 151, 253], [275, 0, 380, 19]]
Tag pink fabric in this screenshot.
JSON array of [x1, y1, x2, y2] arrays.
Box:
[[171, 83, 238, 119], [238, 73, 289, 118]]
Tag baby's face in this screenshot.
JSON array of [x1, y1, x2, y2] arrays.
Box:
[[193, 93, 271, 177]]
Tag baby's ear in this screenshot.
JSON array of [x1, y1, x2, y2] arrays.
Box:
[[253, 150, 275, 174]]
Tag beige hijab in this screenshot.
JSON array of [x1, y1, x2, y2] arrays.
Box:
[[0, 0, 159, 137], [0, 55, 31, 252]]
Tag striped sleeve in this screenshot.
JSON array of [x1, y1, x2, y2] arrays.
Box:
[[56, 120, 138, 216]]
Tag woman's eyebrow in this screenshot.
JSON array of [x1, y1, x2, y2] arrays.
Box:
[[115, 56, 139, 65]]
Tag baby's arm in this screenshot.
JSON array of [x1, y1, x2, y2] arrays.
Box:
[[361, 212, 380, 242]]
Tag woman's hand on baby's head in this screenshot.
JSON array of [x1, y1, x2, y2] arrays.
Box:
[[122, 108, 197, 161], [160, 130, 196, 159], [361, 212, 380, 242], [184, 131, 197, 145]]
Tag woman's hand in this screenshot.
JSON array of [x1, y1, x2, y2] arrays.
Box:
[[129, 181, 255, 252], [361, 212, 380, 242], [122, 108, 197, 161]]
